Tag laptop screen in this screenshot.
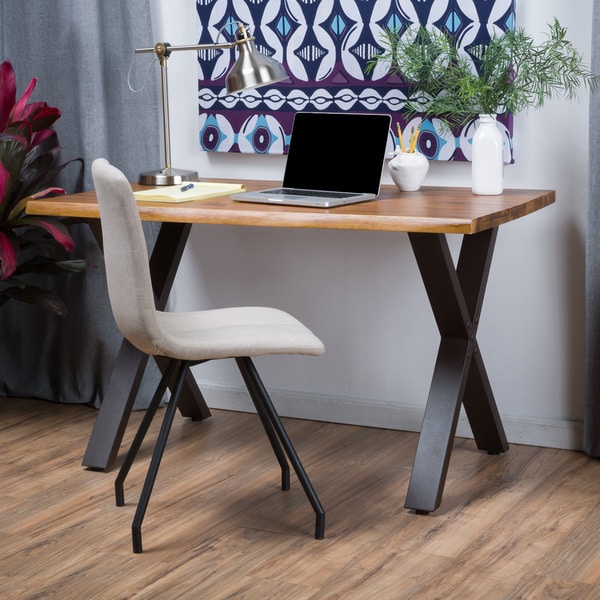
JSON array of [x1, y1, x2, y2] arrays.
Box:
[[282, 112, 392, 194]]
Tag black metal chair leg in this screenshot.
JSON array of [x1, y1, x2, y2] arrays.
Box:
[[131, 360, 190, 553], [235, 357, 291, 491], [236, 357, 325, 540], [115, 360, 179, 506]]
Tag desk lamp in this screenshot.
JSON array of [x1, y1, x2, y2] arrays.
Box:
[[136, 22, 288, 185]]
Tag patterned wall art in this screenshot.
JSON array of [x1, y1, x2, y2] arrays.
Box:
[[195, 0, 515, 161]]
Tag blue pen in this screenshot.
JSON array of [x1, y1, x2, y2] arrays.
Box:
[[180, 183, 195, 192]]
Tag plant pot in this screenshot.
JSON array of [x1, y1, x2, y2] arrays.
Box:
[[472, 114, 504, 195], [389, 150, 429, 191]]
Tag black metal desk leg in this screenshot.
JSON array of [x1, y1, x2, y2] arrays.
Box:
[[404, 230, 508, 513], [82, 340, 150, 470], [455, 228, 508, 454], [82, 222, 211, 471], [462, 345, 508, 454], [404, 337, 474, 512]]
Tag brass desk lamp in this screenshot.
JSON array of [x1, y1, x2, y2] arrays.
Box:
[[135, 22, 288, 185]]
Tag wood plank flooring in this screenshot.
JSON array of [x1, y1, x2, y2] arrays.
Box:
[[1, 397, 600, 599]]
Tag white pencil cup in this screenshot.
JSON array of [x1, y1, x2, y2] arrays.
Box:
[[388, 150, 429, 192]]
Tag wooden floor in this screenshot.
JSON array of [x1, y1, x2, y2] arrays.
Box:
[[2, 398, 600, 599]]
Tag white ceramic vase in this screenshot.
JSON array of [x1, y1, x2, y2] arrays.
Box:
[[471, 114, 504, 195], [388, 149, 429, 192]]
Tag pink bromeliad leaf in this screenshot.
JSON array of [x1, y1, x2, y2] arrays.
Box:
[[0, 162, 9, 206], [9, 75, 37, 124], [0, 130, 28, 147], [1, 61, 60, 137], [19, 216, 75, 252], [30, 128, 56, 147], [31, 187, 65, 198], [0, 230, 18, 278], [0, 60, 17, 132], [17, 103, 61, 132], [8, 187, 65, 221]]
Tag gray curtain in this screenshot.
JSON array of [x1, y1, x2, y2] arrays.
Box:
[[585, 1, 600, 455], [0, 1, 162, 408]]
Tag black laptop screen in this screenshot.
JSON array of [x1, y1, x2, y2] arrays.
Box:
[[281, 112, 392, 194]]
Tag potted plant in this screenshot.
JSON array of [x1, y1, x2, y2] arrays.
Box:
[[0, 59, 88, 315], [366, 20, 599, 194]]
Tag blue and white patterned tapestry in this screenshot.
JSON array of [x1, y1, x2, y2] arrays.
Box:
[[196, 0, 515, 161]]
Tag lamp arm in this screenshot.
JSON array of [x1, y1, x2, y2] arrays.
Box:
[[135, 41, 237, 56], [135, 22, 256, 58]]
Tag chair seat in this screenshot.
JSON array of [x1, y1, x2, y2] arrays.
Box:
[[138, 306, 325, 361]]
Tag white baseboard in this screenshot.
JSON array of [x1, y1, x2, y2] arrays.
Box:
[[198, 384, 584, 452]]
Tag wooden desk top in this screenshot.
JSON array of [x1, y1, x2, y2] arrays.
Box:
[[26, 179, 555, 235]]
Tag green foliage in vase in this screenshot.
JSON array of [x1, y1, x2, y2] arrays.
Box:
[[0, 59, 88, 316], [366, 19, 599, 128]]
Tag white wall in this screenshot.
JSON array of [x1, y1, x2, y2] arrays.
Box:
[[149, 0, 593, 450]]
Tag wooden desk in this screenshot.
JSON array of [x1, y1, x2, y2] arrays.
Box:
[[27, 181, 555, 514]]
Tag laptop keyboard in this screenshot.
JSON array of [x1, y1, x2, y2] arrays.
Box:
[[264, 188, 361, 199]]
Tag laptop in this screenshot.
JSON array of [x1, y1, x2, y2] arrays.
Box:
[[233, 111, 392, 208]]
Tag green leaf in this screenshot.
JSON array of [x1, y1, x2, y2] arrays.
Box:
[[365, 20, 599, 127], [15, 256, 91, 275], [0, 284, 69, 316]]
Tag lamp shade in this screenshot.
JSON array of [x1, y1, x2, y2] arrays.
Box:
[[226, 38, 288, 94]]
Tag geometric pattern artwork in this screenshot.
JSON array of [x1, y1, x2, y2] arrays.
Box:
[[196, 0, 515, 161]]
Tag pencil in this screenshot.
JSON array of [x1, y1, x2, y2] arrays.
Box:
[[408, 125, 415, 154], [396, 122, 406, 153], [409, 124, 421, 153]]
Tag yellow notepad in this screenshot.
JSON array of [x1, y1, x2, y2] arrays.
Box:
[[134, 181, 246, 203]]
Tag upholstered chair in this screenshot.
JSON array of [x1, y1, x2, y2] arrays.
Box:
[[91, 158, 325, 553]]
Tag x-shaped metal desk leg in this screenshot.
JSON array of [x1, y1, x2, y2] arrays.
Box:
[[405, 228, 509, 513], [82, 222, 211, 471]]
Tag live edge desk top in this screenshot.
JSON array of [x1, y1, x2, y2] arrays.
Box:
[[26, 182, 555, 515], [26, 180, 555, 234]]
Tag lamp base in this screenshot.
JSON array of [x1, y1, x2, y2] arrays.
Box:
[[138, 167, 200, 186]]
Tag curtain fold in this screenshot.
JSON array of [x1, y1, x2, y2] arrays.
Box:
[[584, 0, 600, 455], [0, 1, 162, 408]]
